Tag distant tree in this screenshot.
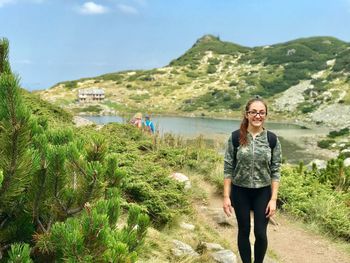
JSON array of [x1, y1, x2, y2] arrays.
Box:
[[207, 64, 217, 74], [0, 38, 11, 74]]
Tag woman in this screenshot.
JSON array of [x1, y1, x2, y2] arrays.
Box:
[[223, 97, 282, 263], [130, 112, 143, 129]]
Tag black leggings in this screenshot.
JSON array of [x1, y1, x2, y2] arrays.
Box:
[[230, 184, 271, 263]]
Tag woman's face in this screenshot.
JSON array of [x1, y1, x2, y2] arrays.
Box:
[[245, 101, 267, 129]]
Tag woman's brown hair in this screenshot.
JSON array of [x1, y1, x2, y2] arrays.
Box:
[[239, 97, 268, 146]]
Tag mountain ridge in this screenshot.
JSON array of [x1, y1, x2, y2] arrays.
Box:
[[37, 35, 350, 128]]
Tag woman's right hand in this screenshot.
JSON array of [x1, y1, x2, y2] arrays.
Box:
[[223, 196, 233, 217]]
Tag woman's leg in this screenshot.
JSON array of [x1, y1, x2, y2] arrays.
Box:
[[252, 186, 271, 263], [231, 185, 253, 263]]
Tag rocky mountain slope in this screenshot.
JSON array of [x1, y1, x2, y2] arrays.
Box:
[[37, 35, 350, 127]]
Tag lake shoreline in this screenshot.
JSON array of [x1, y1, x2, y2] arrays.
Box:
[[75, 114, 338, 165], [78, 111, 325, 130]]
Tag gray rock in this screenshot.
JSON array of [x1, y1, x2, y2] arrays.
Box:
[[341, 149, 350, 154], [310, 104, 350, 128], [172, 239, 199, 257], [272, 80, 311, 112], [169, 172, 191, 190], [210, 208, 236, 226], [344, 158, 350, 167], [200, 242, 224, 251], [211, 249, 237, 263], [179, 222, 195, 231]]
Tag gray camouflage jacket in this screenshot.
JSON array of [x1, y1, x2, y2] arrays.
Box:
[[224, 130, 282, 188]]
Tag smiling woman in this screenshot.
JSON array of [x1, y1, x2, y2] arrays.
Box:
[[223, 96, 282, 263]]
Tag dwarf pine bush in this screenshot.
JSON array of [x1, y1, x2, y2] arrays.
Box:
[[279, 164, 350, 240], [0, 38, 153, 262]]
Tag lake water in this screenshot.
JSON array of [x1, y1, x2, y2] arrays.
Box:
[[83, 115, 329, 164]]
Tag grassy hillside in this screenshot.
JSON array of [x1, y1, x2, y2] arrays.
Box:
[[21, 89, 73, 124], [37, 35, 350, 126]]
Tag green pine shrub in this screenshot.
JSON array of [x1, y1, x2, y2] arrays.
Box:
[[64, 81, 77, 89], [207, 64, 217, 74], [279, 163, 350, 240], [7, 243, 33, 263], [0, 39, 154, 262], [36, 200, 149, 262], [317, 139, 336, 149], [327, 127, 350, 138]]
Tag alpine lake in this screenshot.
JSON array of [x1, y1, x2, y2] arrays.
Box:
[[83, 115, 331, 165]]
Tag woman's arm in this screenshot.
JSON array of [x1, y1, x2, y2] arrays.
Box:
[[266, 137, 282, 218], [223, 178, 233, 216], [265, 181, 279, 218], [223, 135, 235, 216]]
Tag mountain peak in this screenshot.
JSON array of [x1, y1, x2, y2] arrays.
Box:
[[195, 34, 220, 45], [169, 34, 249, 66]]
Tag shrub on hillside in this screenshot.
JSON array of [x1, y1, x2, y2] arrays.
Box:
[[98, 73, 124, 82], [279, 165, 350, 240], [186, 71, 200, 78], [317, 139, 336, 149], [327, 127, 350, 138], [230, 102, 241, 110], [229, 80, 238, 87], [208, 58, 220, 65], [207, 64, 217, 74], [64, 81, 77, 89], [333, 49, 350, 72]]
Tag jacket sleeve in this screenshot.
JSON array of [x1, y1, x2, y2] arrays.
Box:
[[224, 135, 235, 179], [270, 137, 282, 182]]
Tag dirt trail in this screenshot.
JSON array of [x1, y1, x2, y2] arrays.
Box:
[[195, 180, 350, 263]]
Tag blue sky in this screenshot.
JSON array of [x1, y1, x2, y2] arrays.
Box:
[[1, 0, 350, 90]]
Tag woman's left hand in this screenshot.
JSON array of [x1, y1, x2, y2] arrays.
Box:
[[265, 199, 277, 218]]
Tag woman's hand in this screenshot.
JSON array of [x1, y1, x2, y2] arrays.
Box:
[[223, 196, 233, 217], [265, 199, 277, 218]]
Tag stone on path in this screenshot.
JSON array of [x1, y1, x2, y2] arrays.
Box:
[[172, 239, 199, 257], [179, 222, 195, 231], [170, 172, 191, 190], [211, 249, 237, 263]]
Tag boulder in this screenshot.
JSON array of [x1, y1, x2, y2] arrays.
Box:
[[200, 242, 224, 251], [209, 208, 236, 226], [344, 158, 350, 167], [172, 239, 199, 257], [211, 249, 237, 263], [170, 172, 191, 190]]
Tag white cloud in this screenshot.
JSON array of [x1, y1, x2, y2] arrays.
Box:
[[79, 2, 109, 15], [117, 4, 139, 15], [0, 0, 16, 8]]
